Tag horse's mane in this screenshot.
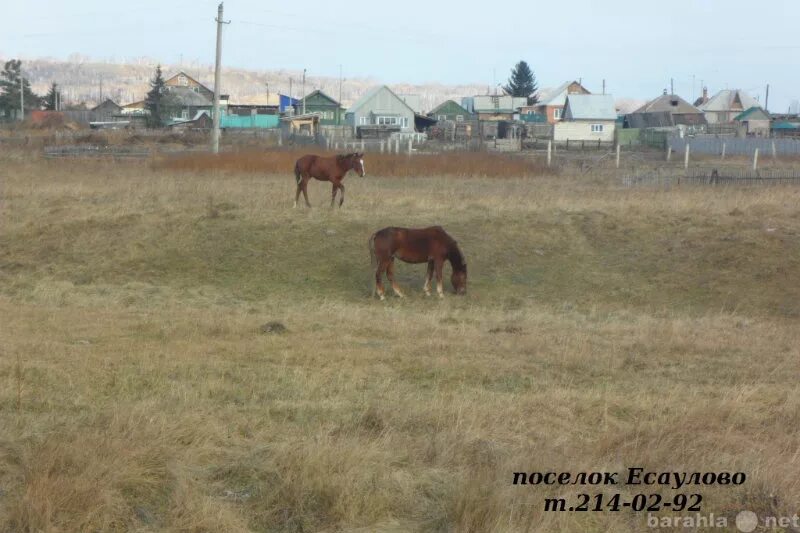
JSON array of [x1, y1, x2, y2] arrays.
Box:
[[336, 153, 356, 162], [448, 240, 467, 271]]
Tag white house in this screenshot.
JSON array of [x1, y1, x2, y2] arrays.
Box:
[[553, 94, 617, 142]]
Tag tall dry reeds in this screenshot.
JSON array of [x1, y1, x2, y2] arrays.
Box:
[[157, 149, 555, 178]]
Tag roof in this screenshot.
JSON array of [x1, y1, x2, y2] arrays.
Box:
[[398, 94, 423, 113], [700, 89, 760, 112], [537, 81, 589, 107], [734, 106, 770, 121], [631, 93, 703, 115], [91, 99, 122, 112], [298, 89, 342, 107], [428, 99, 470, 116], [165, 71, 212, 92], [772, 121, 800, 130], [346, 85, 415, 115], [470, 95, 528, 113], [564, 94, 617, 120], [166, 86, 212, 106], [229, 94, 282, 106]]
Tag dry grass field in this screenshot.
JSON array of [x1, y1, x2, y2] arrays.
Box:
[[1, 149, 799, 532]]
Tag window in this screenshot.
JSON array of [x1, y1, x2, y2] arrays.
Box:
[[553, 108, 562, 120], [438, 114, 446, 121], [359, 116, 368, 125], [181, 110, 189, 119], [178, 75, 188, 86], [591, 124, 604, 133], [377, 116, 399, 125], [401, 117, 409, 128], [455, 115, 464, 122]]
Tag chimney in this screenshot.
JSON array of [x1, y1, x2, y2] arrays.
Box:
[[703, 87, 708, 99], [663, 89, 668, 95]]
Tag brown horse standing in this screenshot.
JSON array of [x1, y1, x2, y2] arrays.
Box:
[[369, 226, 467, 299], [294, 153, 365, 208]]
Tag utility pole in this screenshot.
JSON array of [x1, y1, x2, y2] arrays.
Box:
[[302, 68, 307, 115], [99, 75, 103, 102], [602, 79, 605, 95], [19, 74, 24, 121], [765, 84, 770, 111], [211, 2, 229, 154], [338, 64, 343, 125], [670, 78, 674, 95]]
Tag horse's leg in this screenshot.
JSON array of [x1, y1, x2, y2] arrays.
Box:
[[294, 183, 302, 208], [387, 259, 404, 298], [375, 259, 388, 300], [301, 177, 311, 207], [338, 183, 345, 207], [330, 182, 338, 208], [423, 260, 434, 296], [434, 258, 445, 298]]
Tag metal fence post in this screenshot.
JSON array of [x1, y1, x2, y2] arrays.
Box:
[[753, 148, 759, 171], [547, 140, 552, 167], [615, 143, 620, 169], [721, 142, 726, 160]]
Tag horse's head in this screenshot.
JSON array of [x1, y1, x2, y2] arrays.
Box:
[[451, 265, 467, 295], [352, 152, 366, 177]]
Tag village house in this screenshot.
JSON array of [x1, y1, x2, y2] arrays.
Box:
[[625, 91, 707, 128], [345, 85, 417, 137], [164, 71, 215, 101], [733, 106, 771, 137], [553, 94, 617, 142], [533, 81, 591, 124], [699, 89, 761, 124], [461, 95, 527, 121], [295, 90, 346, 125], [428, 100, 473, 123]]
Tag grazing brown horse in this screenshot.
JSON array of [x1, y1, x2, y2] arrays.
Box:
[[369, 226, 467, 299], [293, 152, 365, 208]]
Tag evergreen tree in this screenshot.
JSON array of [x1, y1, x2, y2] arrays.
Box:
[[44, 82, 61, 111], [145, 65, 179, 127], [503, 60, 539, 104], [0, 60, 41, 119]]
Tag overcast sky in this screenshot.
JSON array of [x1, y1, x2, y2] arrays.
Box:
[[3, 0, 799, 111]]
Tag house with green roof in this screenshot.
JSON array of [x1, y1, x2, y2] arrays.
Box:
[[428, 100, 473, 123], [733, 106, 770, 137], [294, 90, 345, 125]]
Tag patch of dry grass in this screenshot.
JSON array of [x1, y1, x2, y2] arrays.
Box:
[[157, 149, 555, 179], [0, 155, 799, 532]]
